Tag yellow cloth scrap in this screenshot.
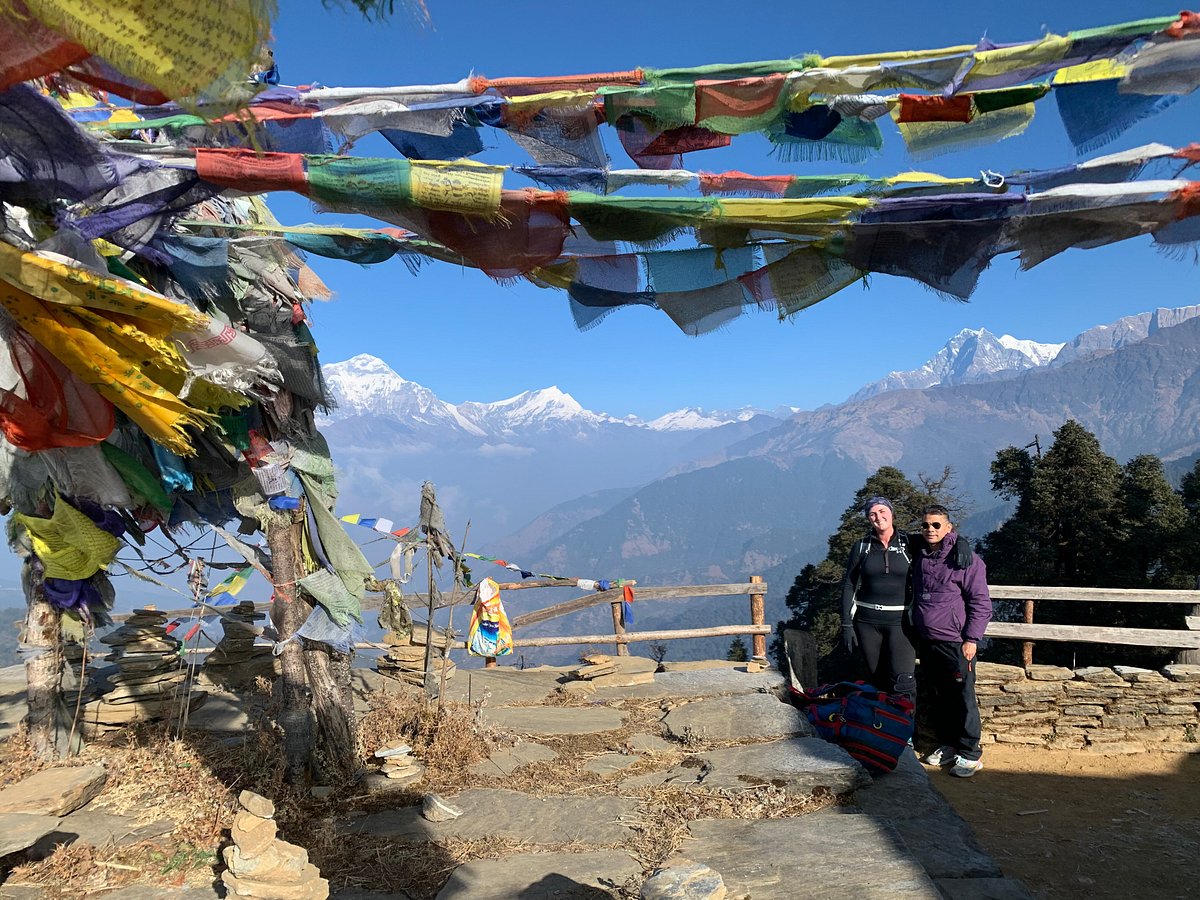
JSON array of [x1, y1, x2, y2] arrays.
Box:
[[1052, 59, 1129, 85], [885, 172, 978, 186], [818, 43, 977, 69], [409, 160, 504, 214], [961, 34, 1072, 89], [22, 0, 274, 102], [717, 197, 871, 230], [0, 243, 214, 455], [14, 495, 121, 581], [504, 90, 598, 113]]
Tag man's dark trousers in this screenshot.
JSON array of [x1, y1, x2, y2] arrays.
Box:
[[920, 639, 982, 761]]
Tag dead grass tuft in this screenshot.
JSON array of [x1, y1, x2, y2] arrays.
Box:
[[0, 725, 42, 787], [9, 840, 220, 896], [626, 784, 839, 867], [356, 689, 497, 790]]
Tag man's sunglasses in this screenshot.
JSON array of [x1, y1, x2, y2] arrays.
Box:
[[919, 521, 946, 530]]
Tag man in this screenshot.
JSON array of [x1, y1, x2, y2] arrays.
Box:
[[911, 504, 992, 778]]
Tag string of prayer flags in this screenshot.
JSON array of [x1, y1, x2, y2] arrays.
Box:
[[340, 513, 415, 538]]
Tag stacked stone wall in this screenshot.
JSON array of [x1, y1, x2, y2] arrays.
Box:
[[976, 662, 1200, 753]]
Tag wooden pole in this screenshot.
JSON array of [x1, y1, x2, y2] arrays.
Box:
[[1022, 599, 1035, 668], [267, 510, 312, 785], [21, 562, 63, 761], [488, 624, 772, 648], [749, 575, 766, 662], [610, 601, 628, 656]]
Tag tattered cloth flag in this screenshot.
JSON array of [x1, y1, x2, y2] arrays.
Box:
[[208, 565, 254, 598], [467, 577, 513, 657]]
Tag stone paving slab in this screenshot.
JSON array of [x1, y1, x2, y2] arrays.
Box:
[[482, 705, 624, 735], [0, 765, 107, 817], [437, 669, 565, 707], [661, 693, 812, 743], [468, 740, 558, 777], [583, 751, 642, 777], [621, 737, 868, 795], [627, 733, 673, 753], [342, 789, 637, 845], [849, 751, 1001, 880], [29, 809, 176, 857], [935, 877, 1035, 900], [182, 691, 250, 733], [684, 813, 941, 898], [436, 849, 641, 899], [0, 813, 61, 858], [590, 669, 784, 701]]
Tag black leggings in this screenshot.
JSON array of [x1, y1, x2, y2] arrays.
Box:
[[854, 620, 917, 701]]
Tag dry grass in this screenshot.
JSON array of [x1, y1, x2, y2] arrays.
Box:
[[2, 677, 843, 900]]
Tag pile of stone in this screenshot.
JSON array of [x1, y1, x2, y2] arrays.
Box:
[[201, 601, 279, 689], [80, 609, 206, 732], [376, 624, 455, 686], [563, 653, 657, 695], [223, 790, 329, 899], [976, 661, 1200, 753], [374, 743, 425, 785]]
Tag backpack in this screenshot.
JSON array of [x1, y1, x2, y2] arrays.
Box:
[[789, 681, 914, 774]]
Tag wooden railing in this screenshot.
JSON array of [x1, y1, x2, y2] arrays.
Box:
[[985, 585, 1200, 666], [122, 577, 771, 665]]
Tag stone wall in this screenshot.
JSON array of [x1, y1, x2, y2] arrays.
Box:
[[976, 662, 1200, 753]]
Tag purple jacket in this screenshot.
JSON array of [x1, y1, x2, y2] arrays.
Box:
[[911, 532, 992, 643]]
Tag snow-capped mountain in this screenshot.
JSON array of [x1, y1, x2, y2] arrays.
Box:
[[322, 356, 782, 437], [457, 387, 626, 435], [849, 328, 1065, 401], [646, 407, 769, 431], [322, 354, 485, 435]]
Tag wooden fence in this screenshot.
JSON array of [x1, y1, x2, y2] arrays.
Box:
[[116, 576, 771, 665], [985, 585, 1200, 666]]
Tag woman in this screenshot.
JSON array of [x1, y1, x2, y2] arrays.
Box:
[[840, 496, 917, 701]]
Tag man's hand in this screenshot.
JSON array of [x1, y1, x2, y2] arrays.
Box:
[[962, 640, 977, 661]]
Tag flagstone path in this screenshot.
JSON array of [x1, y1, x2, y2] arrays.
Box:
[[0, 661, 1032, 899]]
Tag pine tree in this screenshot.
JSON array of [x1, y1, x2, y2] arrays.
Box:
[[1115, 455, 1189, 588], [726, 636, 749, 662]]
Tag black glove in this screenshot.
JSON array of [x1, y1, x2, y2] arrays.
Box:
[[842, 624, 858, 654], [953, 535, 975, 569]]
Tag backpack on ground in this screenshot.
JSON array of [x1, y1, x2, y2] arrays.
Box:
[[789, 680, 914, 775]]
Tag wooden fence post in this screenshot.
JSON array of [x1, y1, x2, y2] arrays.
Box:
[[610, 601, 628, 656], [749, 575, 766, 662], [1022, 599, 1035, 668], [1176, 576, 1200, 665]]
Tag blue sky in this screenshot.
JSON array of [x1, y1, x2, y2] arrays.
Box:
[[267, 0, 1200, 418]]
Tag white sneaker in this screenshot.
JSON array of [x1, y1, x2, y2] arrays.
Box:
[[950, 756, 984, 778], [922, 746, 956, 767]]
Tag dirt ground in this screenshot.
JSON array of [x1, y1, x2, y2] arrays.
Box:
[[933, 745, 1200, 900]]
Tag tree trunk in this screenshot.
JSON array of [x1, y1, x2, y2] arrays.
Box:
[[267, 511, 312, 785], [22, 565, 63, 761], [303, 643, 357, 782]]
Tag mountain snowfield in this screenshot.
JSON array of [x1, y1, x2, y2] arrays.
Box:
[[324, 306, 1200, 436], [322, 353, 772, 435]]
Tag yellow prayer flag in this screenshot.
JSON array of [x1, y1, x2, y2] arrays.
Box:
[[409, 160, 504, 214], [23, 0, 274, 102]]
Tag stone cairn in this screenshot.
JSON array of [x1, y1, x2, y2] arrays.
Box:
[[373, 743, 425, 785], [80, 609, 206, 732], [376, 623, 455, 686], [976, 661, 1200, 753], [201, 601, 280, 689], [223, 790, 329, 900]]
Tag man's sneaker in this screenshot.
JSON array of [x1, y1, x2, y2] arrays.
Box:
[[922, 746, 956, 767], [950, 756, 984, 778]]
